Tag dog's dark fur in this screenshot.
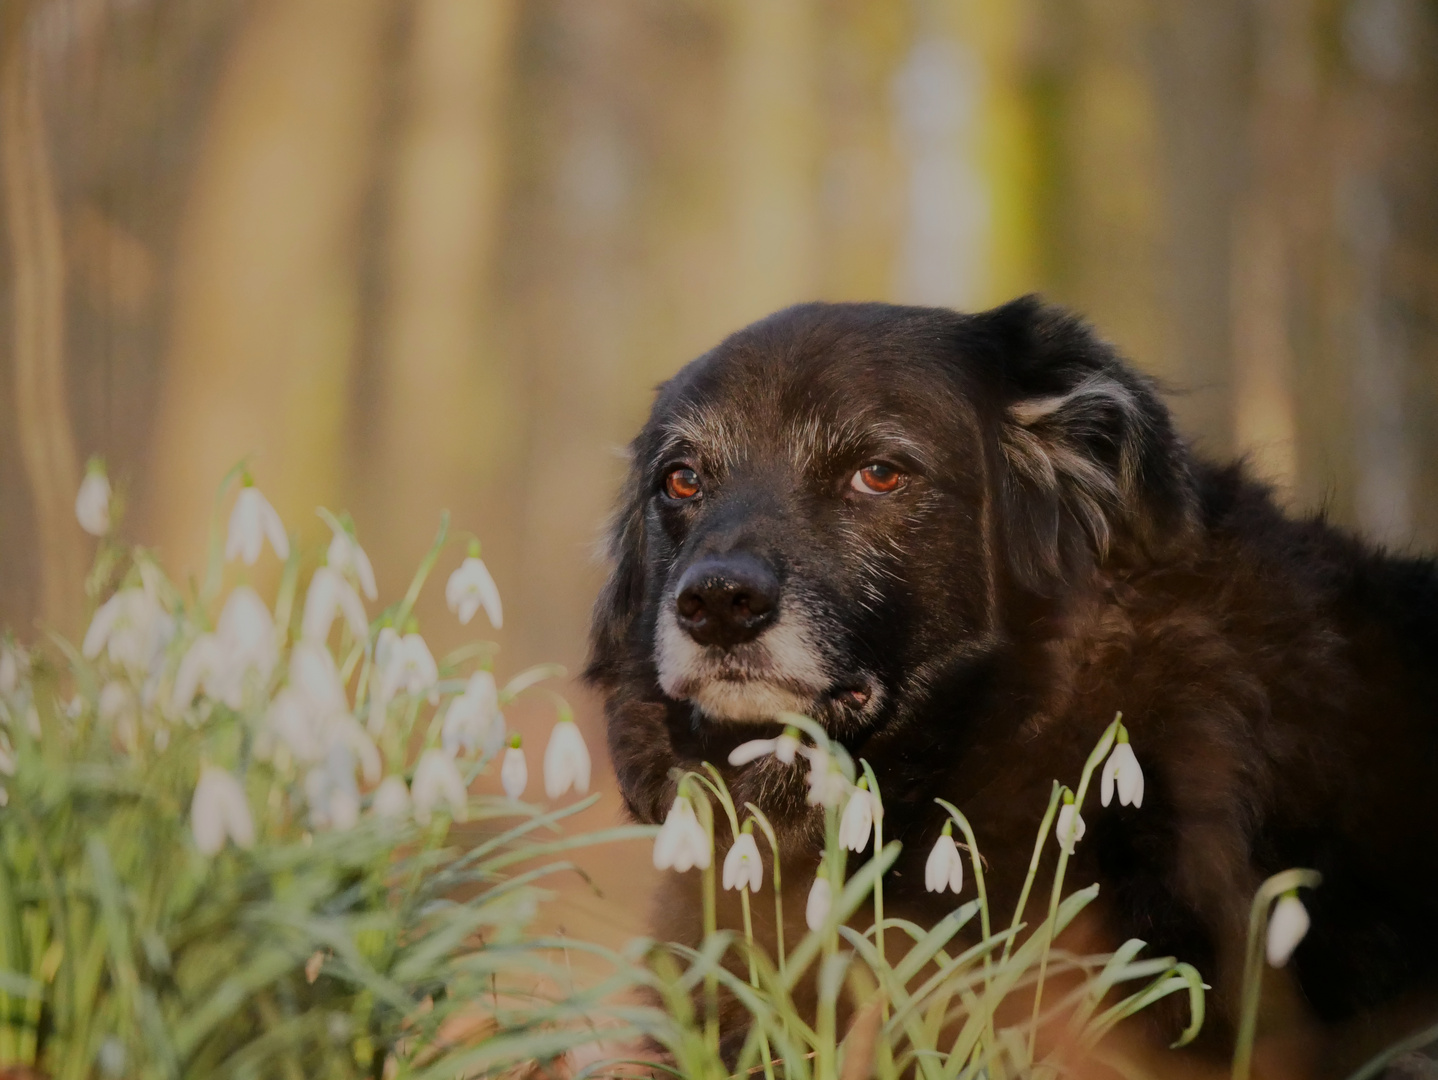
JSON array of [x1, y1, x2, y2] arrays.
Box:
[[584, 297, 1438, 1061]]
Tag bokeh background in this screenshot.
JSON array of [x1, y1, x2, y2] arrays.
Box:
[[1, 0, 1436, 948]]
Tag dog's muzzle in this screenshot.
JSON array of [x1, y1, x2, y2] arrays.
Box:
[[673, 554, 779, 648], [655, 552, 833, 723]]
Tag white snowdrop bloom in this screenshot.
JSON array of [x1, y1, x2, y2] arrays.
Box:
[[441, 671, 501, 757], [1055, 800, 1086, 855], [0, 737, 16, 777], [805, 874, 833, 931], [98, 680, 132, 724], [83, 587, 174, 673], [191, 767, 256, 855], [839, 784, 881, 852], [171, 634, 222, 712], [262, 688, 327, 764], [653, 795, 711, 872], [445, 555, 502, 628], [175, 587, 278, 710], [727, 729, 801, 766], [75, 469, 111, 536], [301, 567, 369, 644], [804, 750, 850, 809], [366, 627, 402, 732], [925, 827, 965, 895], [324, 520, 377, 600], [217, 586, 278, 677], [412, 749, 468, 825], [304, 746, 362, 831], [1100, 736, 1144, 808], [543, 720, 591, 799], [1266, 893, 1312, 968], [500, 737, 528, 799], [376, 632, 439, 706], [722, 831, 764, 893], [371, 775, 411, 819], [225, 484, 289, 565], [0, 643, 22, 696], [289, 642, 348, 715]]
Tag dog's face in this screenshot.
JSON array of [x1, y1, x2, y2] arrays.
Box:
[[588, 298, 1193, 824]]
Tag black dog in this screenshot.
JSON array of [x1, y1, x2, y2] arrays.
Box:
[[585, 297, 1438, 1061]]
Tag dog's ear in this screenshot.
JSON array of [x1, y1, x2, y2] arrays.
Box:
[[969, 296, 1197, 591], [585, 454, 649, 688]]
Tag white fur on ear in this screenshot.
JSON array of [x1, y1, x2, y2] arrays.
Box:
[[999, 371, 1148, 557]]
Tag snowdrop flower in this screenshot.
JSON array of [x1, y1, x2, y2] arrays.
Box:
[[1266, 892, 1311, 968], [83, 586, 174, 674], [806, 873, 833, 931], [839, 779, 881, 852], [191, 766, 255, 855], [301, 567, 369, 643], [290, 641, 347, 713], [323, 516, 377, 600], [218, 586, 278, 674], [925, 821, 965, 895], [501, 734, 528, 799], [304, 746, 362, 831], [653, 795, 710, 872], [225, 482, 289, 565], [412, 748, 468, 825], [543, 719, 591, 799], [376, 631, 438, 706], [1100, 727, 1144, 808], [1055, 793, 1086, 854], [98, 680, 131, 724], [75, 464, 111, 536], [722, 828, 764, 893], [261, 688, 326, 764], [441, 671, 502, 757], [173, 587, 278, 711], [0, 642, 24, 696], [805, 749, 850, 809], [371, 775, 411, 819], [728, 726, 801, 766], [446, 548, 502, 628]]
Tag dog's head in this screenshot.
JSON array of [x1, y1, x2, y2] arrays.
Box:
[[587, 297, 1196, 822]]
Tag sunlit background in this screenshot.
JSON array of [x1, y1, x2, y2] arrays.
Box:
[[2, 0, 1436, 949]]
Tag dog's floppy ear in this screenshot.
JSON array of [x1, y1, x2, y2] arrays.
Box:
[[585, 453, 649, 688], [970, 296, 1196, 591]]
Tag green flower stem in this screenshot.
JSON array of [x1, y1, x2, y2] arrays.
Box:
[[272, 539, 303, 639], [695, 792, 721, 1058], [743, 804, 786, 982], [1231, 868, 1322, 1080], [1027, 714, 1120, 1058], [392, 512, 449, 633], [0, 843, 20, 1061], [200, 460, 248, 607], [739, 888, 777, 1080], [815, 804, 844, 1080], [1002, 781, 1062, 969], [934, 798, 995, 1068]]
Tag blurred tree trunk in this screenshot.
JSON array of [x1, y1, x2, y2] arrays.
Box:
[[1, 3, 84, 635], [142, 0, 392, 583], [362, 0, 518, 615], [724, 0, 821, 323]]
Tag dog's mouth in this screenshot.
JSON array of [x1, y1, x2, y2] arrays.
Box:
[[675, 668, 881, 728]]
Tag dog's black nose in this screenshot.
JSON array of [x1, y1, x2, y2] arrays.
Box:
[[674, 555, 779, 647]]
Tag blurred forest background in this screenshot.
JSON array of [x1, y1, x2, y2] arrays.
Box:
[[1, 0, 1436, 945]]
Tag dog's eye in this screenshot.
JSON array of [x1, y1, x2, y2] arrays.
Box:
[[664, 467, 702, 500], [850, 463, 905, 495]]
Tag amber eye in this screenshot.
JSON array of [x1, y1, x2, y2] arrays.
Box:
[[850, 463, 905, 495], [664, 467, 701, 500]]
